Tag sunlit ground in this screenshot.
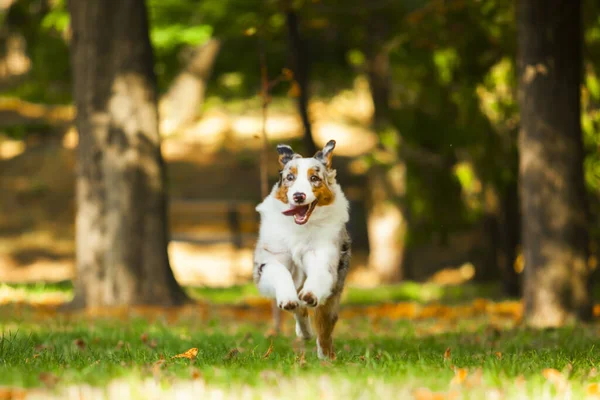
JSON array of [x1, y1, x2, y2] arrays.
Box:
[[1, 284, 600, 400]]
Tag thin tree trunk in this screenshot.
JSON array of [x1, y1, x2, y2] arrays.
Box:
[[365, 20, 407, 283], [285, 3, 317, 156], [497, 180, 521, 296], [68, 0, 188, 307], [517, 0, 591, 326], [159, 39, 221, 135]]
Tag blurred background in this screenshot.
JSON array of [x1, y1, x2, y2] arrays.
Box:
[[0, 0, 598, 306]]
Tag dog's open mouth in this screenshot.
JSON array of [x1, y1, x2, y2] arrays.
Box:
[[282, 201, 318, 225]]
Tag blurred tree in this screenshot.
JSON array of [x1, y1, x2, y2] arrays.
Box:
[[518, 0, 592, 326], [284, 0, 316, 155], [68, 0, 187, 307], [364, 11, 407, 282]]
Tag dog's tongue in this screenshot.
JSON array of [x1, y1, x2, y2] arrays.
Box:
[[282, 204, 309, 216]]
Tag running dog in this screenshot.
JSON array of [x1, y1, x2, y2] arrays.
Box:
[[253, 140, 351, 360]]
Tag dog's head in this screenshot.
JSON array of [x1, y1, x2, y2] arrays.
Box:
[[275, 140, 337, 225]]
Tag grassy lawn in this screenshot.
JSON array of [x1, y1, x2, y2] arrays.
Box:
[[0, 284, 599, 399]]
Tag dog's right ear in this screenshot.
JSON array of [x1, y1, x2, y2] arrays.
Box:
[[277, 144, 296, 168]]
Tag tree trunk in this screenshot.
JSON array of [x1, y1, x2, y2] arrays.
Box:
[[497, 180, 521, 297], [365, 20, 407, 283], [285, 4, 317, 156], [68, 0, 188, 307], [159, 39, 221, 136], [517, 0, 591, 326]]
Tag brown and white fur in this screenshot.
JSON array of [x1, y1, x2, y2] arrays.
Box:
[[253, 140, 351, 360]]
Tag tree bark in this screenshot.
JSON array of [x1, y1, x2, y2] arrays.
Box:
[[285, 4, 317, 156], [159, 39, 221, 136], [365, 20, 407, 283], [68, 0, 188, 307], [517, 0, 591, 326]]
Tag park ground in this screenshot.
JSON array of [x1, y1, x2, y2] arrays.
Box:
[[1, 282, 600, 399]]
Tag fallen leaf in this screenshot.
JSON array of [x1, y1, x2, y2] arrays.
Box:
[[115, 340, 124, 350], [444, 347, 451, 362], [0, 387, 26, 400], [191, 368, 202, 380], [495, 352, 503, 360], [140, 333, 149, 343], [148, 339, 158, 349], [590, 368, 598, 378], [73, 338, 86, 350], [152, 360, 166, 380], [224, 348, 239, 360], [39, 372, 59, 388], [171, 348, 199, 360], [587, 383, 600, 396], [263, 341, 274, 359], [450, 367, 468, 385], [542, 368, 568, 392], [296, 351, 306, 367]]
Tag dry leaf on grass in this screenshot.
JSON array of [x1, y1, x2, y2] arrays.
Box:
[[140, 333, 149, 343], [171, 348, 198, 360], [587, 383, 600, 397], [224, 348, 239, 360], [542, 368, 568, 392], [296, 351, 307, 367], [191, 368, 202, 380], [494, 351, 502, 360], [263, 341, 274, 359], [38, 372, 59, 388], [152, 360, 166, 380], [0, 387, 26, 400], [450, 367, 468, 385], [73, 338, 86, 350], [443, 347, 451, 362]]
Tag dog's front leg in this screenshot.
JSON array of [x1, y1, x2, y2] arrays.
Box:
[[297, 248, 338, 307], [255, 261, 300, 311]]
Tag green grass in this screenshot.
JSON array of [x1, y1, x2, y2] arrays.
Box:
[[1, 283, 599, 398], [0, 303, 599, 399]]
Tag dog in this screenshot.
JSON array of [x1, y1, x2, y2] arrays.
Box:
[[253, 139, 351, 360]]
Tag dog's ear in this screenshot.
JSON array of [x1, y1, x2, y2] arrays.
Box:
[[314, 140, 336, 168], [277, 144, 297, 168]]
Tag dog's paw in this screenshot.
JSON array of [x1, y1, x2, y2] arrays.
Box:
[[298, 290, 318, 307], [278, 298, 300, 311]]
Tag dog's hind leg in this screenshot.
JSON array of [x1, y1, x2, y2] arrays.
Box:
[[255, 262, 300, 311], [314, 293, 341, 360], [294, 307, 313, 340]]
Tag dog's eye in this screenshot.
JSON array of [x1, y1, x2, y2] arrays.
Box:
[[286, 174, 295, 181], [310, 175, 320, 183]]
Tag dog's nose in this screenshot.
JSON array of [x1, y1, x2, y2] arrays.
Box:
[[292, 192, 306, 204]]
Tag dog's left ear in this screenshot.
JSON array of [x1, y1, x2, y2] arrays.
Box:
[[277, 144, 297, 169], [314, 140, 336, 168]]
